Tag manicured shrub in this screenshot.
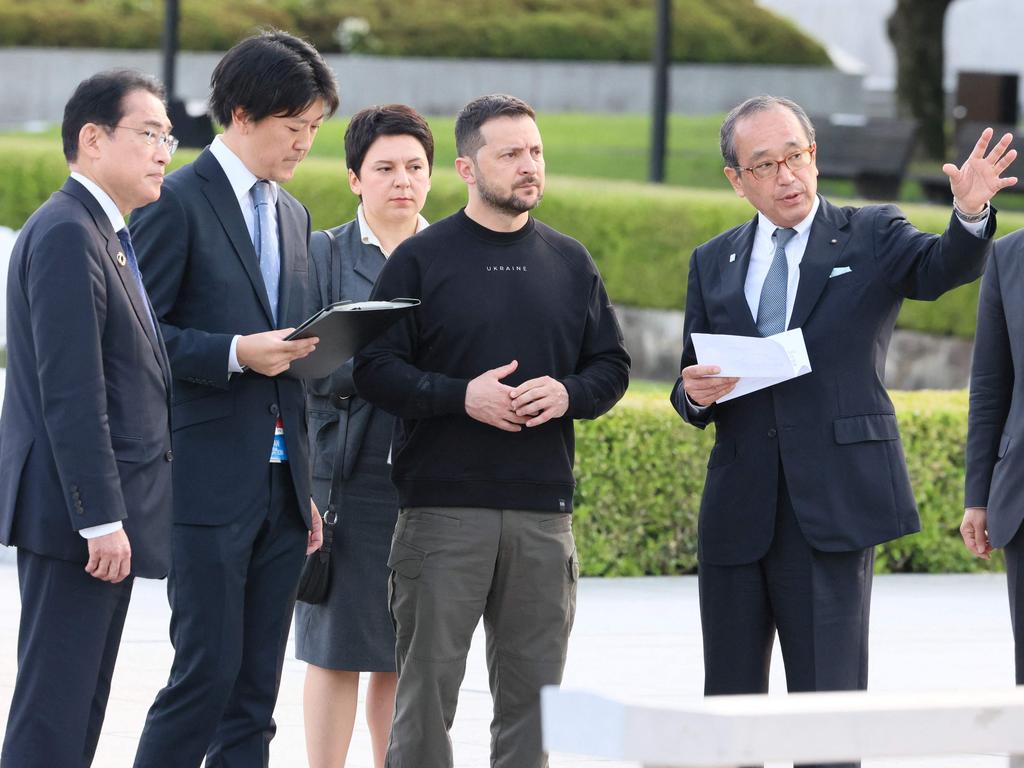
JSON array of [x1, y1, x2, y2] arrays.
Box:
[[572, 387, 1001, 576], [0, 0, 830, 65], [3, 140, 1022, 339], [0, 142, 1001, 575]]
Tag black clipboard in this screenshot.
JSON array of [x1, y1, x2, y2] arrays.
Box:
[[284, 298, 420, 379]]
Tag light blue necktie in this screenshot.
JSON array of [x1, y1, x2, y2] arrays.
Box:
[[251, 180, 280, 325], [116, 228, 157, 336], [756, 227, 797, 337]]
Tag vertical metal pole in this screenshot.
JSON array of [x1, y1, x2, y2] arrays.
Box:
[[162, 0, 179, 100], [648, 0, 671, 183]]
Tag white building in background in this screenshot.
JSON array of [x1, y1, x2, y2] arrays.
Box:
[[757, 0, 1024, 118]]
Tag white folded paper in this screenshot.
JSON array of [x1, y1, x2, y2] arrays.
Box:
[[691, 328, 812, 402]]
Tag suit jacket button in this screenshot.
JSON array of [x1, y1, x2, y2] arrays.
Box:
[[165, 450, 174, 462], [269, 404, 280, 416], [767, 428, 777, 438]]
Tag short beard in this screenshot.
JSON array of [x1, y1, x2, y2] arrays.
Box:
[[476, 175, 543, 217]]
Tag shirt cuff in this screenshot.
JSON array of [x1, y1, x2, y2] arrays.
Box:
[[957, 212, 990, 238], [79, 521, 123, 539], [684, 389, 709, 414], [228, 334, 243, 373]]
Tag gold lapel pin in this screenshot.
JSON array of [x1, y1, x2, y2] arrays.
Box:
[[116, 251, 127, 267]]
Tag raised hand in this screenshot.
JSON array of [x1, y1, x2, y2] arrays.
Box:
[[943, 127, 1018, 212]]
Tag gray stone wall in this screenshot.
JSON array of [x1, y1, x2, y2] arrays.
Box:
[[0, 48, 863, 128], [616, 304, 973, 390]]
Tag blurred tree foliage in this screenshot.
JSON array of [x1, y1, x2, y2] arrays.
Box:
[[0, 0, 831, 65]]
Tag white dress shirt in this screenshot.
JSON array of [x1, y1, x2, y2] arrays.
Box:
[[208, 136, 280, 372], [355, 203, 428, 258], [744, 196, 820, 328]]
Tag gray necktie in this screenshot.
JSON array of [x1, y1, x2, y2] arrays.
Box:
[[251, 180, 280, 325], [756, 227, 797, 337]]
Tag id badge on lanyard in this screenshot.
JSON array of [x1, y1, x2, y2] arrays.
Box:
[[270, 416, 288, 463]]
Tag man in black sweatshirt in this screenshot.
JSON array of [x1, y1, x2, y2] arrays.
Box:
[[354, 94, 630, 768]]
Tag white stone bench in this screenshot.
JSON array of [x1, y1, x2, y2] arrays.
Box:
[[541, 686, 1024, 767]]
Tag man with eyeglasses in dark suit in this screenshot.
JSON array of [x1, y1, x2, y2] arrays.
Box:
[[671, 94, 1015, 767], [0, 69, 174, 768]]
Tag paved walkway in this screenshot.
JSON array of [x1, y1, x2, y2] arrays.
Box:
[[0, 549, 1017, 768]]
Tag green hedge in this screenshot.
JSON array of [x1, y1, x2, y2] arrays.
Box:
[[0, 0, 830, 65], [4, 140, 1023, 339], [0, 142, 1000, 575], [573, 387, 1001, 576]]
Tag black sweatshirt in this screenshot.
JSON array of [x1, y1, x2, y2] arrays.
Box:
[[353, 209, 630, 513]]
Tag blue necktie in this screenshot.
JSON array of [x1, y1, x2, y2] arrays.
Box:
[[756, 227, 797, 337], [116, 228, 157, 336], [251, 180, 281, 326]]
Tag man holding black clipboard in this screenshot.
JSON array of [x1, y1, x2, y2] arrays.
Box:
[[128, 31, 339, 768]]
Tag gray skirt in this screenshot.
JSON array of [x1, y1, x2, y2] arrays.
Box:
[[295, 407, 399, 671]]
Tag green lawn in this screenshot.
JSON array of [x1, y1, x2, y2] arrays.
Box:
[[13, 112, 1023, 208]]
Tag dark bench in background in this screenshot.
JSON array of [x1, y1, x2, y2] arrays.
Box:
[[812, 115, 918, 200], [919, 121, 1024, 204]]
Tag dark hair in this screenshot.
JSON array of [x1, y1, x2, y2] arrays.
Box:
[[454, 94, 536, 158], [720, 95, 815, 169], [209, 29, 340, 128], [62, 69, 166, 162], [345, 104, 435, 177]]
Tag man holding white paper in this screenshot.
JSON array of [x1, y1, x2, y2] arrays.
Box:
[[670, 94, 1014, 758]]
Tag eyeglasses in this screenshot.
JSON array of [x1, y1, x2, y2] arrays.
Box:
[[114, 125, 179, 156], [738, 145, 815, 180]]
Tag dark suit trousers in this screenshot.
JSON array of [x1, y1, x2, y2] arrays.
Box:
[[698, 471, 873, 768], [1, 549, 133, 768], [1003, 523, 1024, 685], [133, 464, 307, 768]]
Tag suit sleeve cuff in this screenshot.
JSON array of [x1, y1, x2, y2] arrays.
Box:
[[79, 521, 124, 539], [956, 212, 990, 239], [436, 377, 470, 415]]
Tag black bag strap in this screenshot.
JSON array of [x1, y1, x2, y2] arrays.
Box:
[[323, 226, 342, 307], [321, 225, 347, 532]]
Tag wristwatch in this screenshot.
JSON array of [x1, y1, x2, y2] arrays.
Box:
[[953, 198, 989, 224]]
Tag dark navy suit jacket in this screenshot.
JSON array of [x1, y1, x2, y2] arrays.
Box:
[[0, 178, 173, 578], [966, 228, 1024, 547], [130, 148, 312, 527], [672, 197, 994, 565]]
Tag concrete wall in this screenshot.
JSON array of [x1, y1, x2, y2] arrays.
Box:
[[618, 304, 973, 390], [0, 48, 863, 128]]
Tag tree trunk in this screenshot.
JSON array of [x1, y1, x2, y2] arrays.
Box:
[[887, 0, 955, 160]]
